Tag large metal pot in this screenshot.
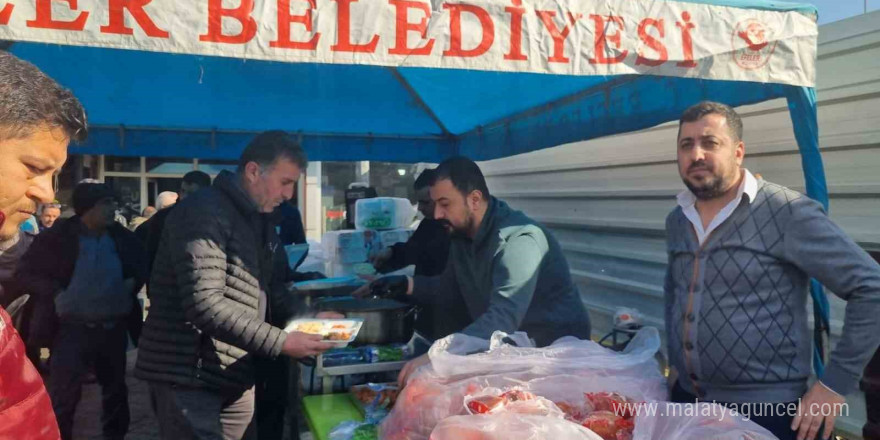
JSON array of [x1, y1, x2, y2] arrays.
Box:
[[288, 279, 365, 309], [316, 297, 417, 345]]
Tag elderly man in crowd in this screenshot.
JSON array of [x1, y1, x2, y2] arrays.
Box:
[[38, 202, 62, 232]]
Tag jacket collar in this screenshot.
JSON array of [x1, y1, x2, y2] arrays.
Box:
[[0, 233, 20, 252], [214, 170, 261, 217], [53, 215, 127, 240], [471, 196, 500, 248]]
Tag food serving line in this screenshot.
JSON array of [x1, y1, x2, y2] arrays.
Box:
[[287, 270, 652, 440]]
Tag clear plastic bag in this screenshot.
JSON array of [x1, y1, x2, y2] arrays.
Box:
[[379, 329, 665, 440], [463, 387, 565, 417], [427, 328, 661, 379], [632, 402, 777, 440], [429, 414, 605, 440]]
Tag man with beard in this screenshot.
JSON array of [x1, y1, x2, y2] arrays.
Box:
[[369, 168, 471, 343], [665, 101, 880, 440], [359, 156, 591, 384]]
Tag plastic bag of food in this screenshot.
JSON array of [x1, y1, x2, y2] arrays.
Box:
[[632, 402, 777, 440], [430, 414, 604, 440], [380, 329, 666, 440], [428, 328, 661, 379], [581, 411, 636, 440], [463, 387, 565, 417], [459, 385, 644, 440], [350, 383, 400, 413]]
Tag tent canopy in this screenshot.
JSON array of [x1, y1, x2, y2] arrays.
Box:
[[4, 0, 818, 163], [9, 44, 792, 162]]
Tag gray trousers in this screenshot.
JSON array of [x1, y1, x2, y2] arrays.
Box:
[[149, 382, 256, 440]]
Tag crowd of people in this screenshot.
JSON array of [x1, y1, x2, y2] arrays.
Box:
[[1, 47, 879, 440], [0, 51, 337, 440]]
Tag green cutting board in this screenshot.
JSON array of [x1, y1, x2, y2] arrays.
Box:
[[302, 394, 365, 440]]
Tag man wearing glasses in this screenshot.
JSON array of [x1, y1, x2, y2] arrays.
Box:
[[17, 181, 148, 440]]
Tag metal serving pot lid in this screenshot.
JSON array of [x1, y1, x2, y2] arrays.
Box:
[[317, 296, 411, 312]]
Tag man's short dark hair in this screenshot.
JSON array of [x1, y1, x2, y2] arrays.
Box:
[[183, 170, 212, 189], [414, 168, 435, 191], [0, 51, 87, 142], [432, 156, 490, 200], [678, 101, 743, 142], [237, 130, 307, 172]]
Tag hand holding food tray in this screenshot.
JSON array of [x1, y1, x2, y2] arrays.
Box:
[[285, 318, 364, 348]]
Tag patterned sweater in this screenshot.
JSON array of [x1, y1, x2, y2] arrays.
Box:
[[665, 179, 880, 402]]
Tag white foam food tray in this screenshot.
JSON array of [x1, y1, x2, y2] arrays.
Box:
[[284, 318, 364, 348]]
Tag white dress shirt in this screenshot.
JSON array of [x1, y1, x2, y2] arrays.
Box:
[[676, 169, 759, 245]]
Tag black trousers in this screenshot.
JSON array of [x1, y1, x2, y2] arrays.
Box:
[[861, 347, 880, 439], [254, 356, 300, 440], [49, 321, 130, 440], [671, 381, 797, 440]]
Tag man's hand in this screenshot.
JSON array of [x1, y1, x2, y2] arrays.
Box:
[[352, 282, 371, 298], [398, 353, 431, 387], [369, 248, 393, 267], [315, 311, 345, 319], [281, 331, 335, 358], [791, 382, 846, 440]]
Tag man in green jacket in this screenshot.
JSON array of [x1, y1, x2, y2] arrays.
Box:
[[362, 156, 591, 384]]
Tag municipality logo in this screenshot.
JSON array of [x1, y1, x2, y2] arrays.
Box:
[[732, 19, 778, 70]]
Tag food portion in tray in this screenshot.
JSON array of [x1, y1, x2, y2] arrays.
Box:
[[284, 319, 363, 346]]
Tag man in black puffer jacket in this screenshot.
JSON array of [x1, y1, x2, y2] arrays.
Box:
[[136, 131, 337, 440]]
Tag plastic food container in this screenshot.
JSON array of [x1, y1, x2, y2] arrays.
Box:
[[349, 382, 400, 412], [284, 318, 364, 348], [354, 198, 415, 231]]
